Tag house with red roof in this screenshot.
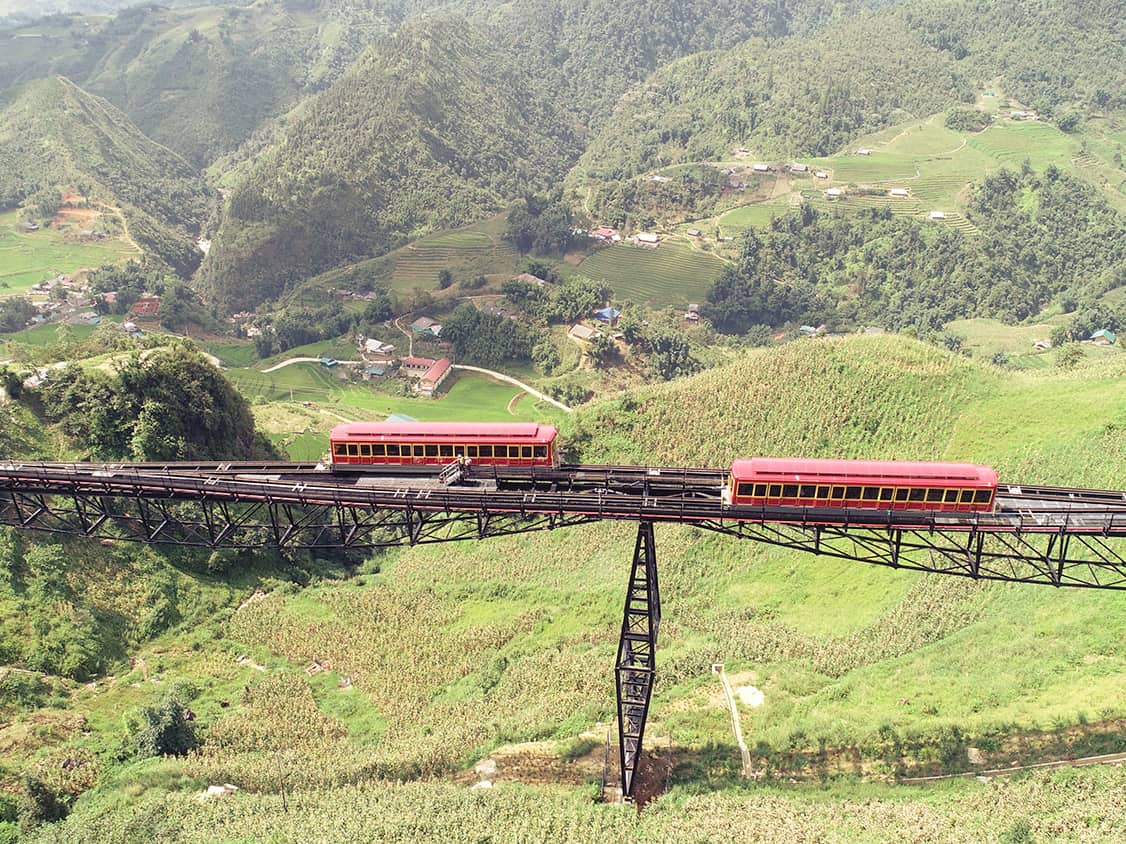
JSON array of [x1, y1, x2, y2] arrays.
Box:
[[418, 358, 452, 397]]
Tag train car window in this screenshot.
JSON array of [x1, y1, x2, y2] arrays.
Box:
[[831, 486, 845, 500], [439, 445, 453, 457], [372, 444, 386, 456], [960, 489, 976, 504], [924, 488, 943, 502], [333, 444, 346, 456], [782, 484, 799, 497], [862, 487, 880, 501], [453, 445, 465, 456], [973, 490, 993, 504], [752, 483, 767, 497], [768, 484, 782, 497], [534, 446, 547, 458], [386, 444, 400, 456], [467, 446, 478, 458], [424, 445, 438, 457], [908, 488, 926, 502], [799, 484, 816, 497], [522, 446, 533, 458], [944, 489, 960, 503], [845, 486, 861, 499], [479, 445, 493, 458], [816, 486, 830, 499], [413, 445, 426, 457], [894, 488, 909, 502], [359, 444, 371, 457], [347, 444, 359, 457]]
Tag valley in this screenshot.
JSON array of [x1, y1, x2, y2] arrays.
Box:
[[0, 0, 1123, 840]]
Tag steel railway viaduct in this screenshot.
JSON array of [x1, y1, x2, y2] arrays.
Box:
[[2, 459, 1125, 800]]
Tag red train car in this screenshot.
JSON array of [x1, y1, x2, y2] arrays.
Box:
[[728, 457, 997, 512], [329, 422, 558, 469]]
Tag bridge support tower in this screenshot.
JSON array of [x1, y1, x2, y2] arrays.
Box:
[[615, 520, 660, 801]]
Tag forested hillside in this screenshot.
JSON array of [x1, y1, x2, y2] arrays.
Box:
[[0, 1, 445, 166], [198, 15, 581, 311], [0, 76, 211, 274], [571, 0, 1125, 201], [704, 166, 1126, 333]]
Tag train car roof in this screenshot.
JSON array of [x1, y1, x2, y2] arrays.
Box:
[[330, 422, 558, 441], [730, 457, 997, 485]]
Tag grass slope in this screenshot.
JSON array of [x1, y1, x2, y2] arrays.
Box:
[[576, 241, 726, 307], [7, 336, 1126, 840]]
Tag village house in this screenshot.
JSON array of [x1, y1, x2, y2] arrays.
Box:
[[814, 171, 829, 179], [826, 188, 843, 199], [1090, 329, 1117, 346], [590, 227, 619, 242], [123, 321, 140, 334], [888, 188, 910, 198], [568, 324, 600, 342], [752, 163, 771, 173], [790, 163, 809, 173], [411, 316, 442, 336], [400, 356, 436, 376], [21, 222, 39, 232], [686, 228, 702, 237], [363, 338, 395, 355], [684, 304, 700, 322], [929, 211, 946, 220], [130, 296, 160, 318], [635, 232, 659, 247], [593, 307, 621, 325], [417, 358, 452, 397], [856, 148, 871, 156], [646, 174, 671, 183], [512, 272, 548, 286], [1032, 339, 1051, 351]]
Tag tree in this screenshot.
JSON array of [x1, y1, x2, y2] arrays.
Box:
[[531, 340, 561, 375], [133, 685, 198, 758], [1055, 343, 1085, 369], [18, 776, 68, 830], [437, 269, 453, 289], [586, 333, 618, 368], [648, 328, 701, 380]]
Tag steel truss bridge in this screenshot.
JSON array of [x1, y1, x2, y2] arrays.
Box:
[[2, 459, 1125, 799]]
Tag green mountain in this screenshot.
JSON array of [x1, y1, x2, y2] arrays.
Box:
[[570, 0, 1125, 197], [0, 1, 433, 167], [0, 76, 211, 274], [197, 15, 581, 311]]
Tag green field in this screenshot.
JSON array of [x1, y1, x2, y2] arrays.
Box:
[[668, 111, 1124, 252], [717, 201, 792, 234], [576, 240, 727, 306], [0, 210, 137, 298]]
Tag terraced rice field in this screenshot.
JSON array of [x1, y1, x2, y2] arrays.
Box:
[[0, 210, 137, 298], [717, 202, 792, 233], [967, 121, 1077, 172], [390, 236, 517, 289], [576, 241, 727, 307]]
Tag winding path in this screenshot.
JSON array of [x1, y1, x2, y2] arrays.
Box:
[[451, 364, 571, 413]]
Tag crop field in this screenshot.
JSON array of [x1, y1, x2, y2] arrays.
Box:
[[717, 201, 792, 234], [576, 241, 726, 307], [968, 120, 1078, 172], [0, 210, 137, 298]]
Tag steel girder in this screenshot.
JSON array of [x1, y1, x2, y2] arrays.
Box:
[[615, 521, 660, 800], [0, 490, 597, 549], [696, 520, 1126, 589]]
